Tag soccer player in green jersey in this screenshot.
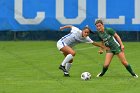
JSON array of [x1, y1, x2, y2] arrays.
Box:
[[95, 19, 138, 78]]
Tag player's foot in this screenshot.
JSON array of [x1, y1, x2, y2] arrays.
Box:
[[59, 65, 67, 72], [59, 65, 70, 76], [133, 74, 138, 78], [64, 72, 70, 77], [96, 72, 104, 77]]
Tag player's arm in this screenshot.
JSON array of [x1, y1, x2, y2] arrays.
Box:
[[114, 33, 124, 51], [60, 25, 72, 31], [92, 41, 109, 51], [98, 41, 104, 54]]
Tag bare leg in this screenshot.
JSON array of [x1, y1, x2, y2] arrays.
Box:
[[59, 46, 75, 76], [97, 53, 114, 77], [104, 53, 114, 67], [60, 46, 75, 66], [117, 52, 138, 77], [117, 51, 128, 66]]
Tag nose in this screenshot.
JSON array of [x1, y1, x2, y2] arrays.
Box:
[[86, 33, 89, 36], [97, 26, 100, 29], [97, 26, 101, 30]]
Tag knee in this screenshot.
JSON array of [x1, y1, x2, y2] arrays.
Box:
[[70, 51, 76, 56]]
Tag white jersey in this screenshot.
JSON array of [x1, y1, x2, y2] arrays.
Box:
[[59, 26, 94, 47]]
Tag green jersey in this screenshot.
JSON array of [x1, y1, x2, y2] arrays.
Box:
[[97, 28, 120, 51]]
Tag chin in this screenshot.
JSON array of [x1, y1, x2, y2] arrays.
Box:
[[83, 36, 86, 38]]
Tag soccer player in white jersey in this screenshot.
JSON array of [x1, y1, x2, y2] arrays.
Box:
[[57, 25, 109, 77]]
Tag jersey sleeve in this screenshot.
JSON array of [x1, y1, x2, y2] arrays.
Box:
[[85, 36, 94, 43], [71, 26, 80, 33], [107, 28, 116, 36]]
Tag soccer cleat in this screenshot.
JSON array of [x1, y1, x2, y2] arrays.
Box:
[[64, 72, 70, 77], [96, 72, 104, 77], [133, 74, 138, 78], [59, 65, 70, 77], [59, 65, 67, 72]]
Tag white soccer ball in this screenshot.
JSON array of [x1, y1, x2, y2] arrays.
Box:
[[81, 72, 91, 80]]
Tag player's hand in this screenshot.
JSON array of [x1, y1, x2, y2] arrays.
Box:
[[60, 27, 64, 31], [98, 50, 104, 54]]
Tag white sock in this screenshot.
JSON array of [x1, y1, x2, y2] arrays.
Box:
[[65, 63, 72, 72], [61, 54, 73, 66]]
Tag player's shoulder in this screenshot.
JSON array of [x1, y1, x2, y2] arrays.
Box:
[[105, 27, 116, 35], [72, 26, 80, 30], [71, 26, 81, 33], [105, 27, 115, 32], [105, 27, 114, 31]]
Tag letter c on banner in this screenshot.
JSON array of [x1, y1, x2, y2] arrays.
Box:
[[14, 0, 45, 25]]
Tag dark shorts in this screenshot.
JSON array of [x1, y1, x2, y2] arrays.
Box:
[[106, 47, 121, 55]]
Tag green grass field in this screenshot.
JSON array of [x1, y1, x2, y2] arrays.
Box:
[[0, 41, 139, 93]]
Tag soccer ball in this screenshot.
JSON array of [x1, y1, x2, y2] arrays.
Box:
[[81, 72, 91, 80]]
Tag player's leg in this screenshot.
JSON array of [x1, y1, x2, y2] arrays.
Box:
[[60, 46, 75, 66], [97, 53, 114, 77], [57, 41, 75, 66], [59, 46, 75, 76], [65, 63, 72, 75], [117, 52, 138, 78], [63, 52, 73, 72]]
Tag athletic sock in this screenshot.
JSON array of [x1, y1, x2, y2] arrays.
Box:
[[61, 54, 73, 66], [125, 64, 135, 76], [65, 63, 72, 72], [100, 66, 108, 76]]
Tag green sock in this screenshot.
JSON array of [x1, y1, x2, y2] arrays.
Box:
[[101, 66, 108, 76], [125, 64, 135, 76]]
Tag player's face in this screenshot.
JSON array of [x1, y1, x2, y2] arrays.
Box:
[[82, 29, 90, 37], [95, 23, 104, 32]]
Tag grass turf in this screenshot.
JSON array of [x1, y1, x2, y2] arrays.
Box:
[[0, 41, 139, 93]]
